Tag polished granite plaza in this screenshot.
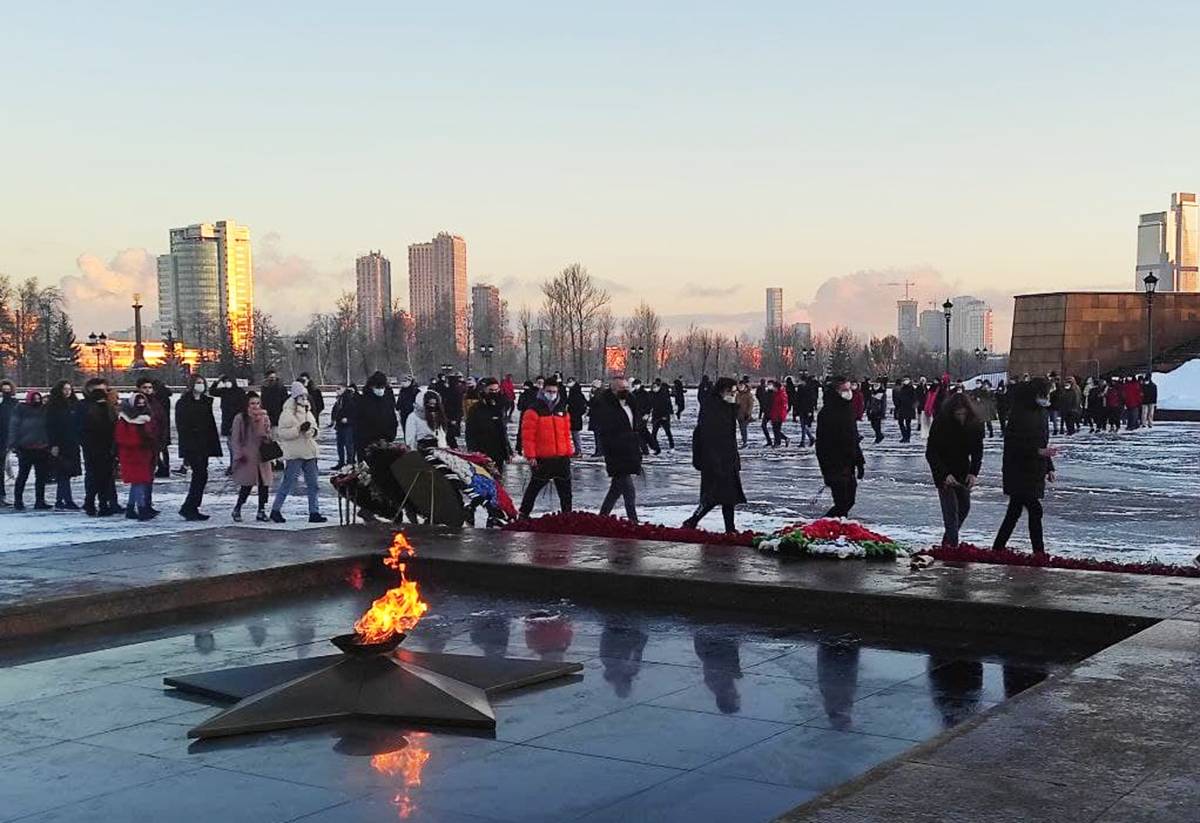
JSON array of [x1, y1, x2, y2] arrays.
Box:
[[0, 581, 1072, 822]]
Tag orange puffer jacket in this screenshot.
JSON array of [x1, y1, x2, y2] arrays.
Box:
[[521, 406, 574, 459]]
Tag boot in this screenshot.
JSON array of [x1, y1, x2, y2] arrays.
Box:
[[33, 501, 52, 511], [308, 512, 328, 524], [256, 508, 269, 522], [269, 510, 286, 523], [126, 505, 139, 520], [231, 506, 243, 522], [138, 508, 159, 521]]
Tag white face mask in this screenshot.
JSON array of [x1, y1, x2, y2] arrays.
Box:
[[1036, 397, 1051, 407], [723, 394, 737, 404], [543, 393, 558, 404], [839, 389, 854, 401], [373, 388, 385, 397], [192, 384, 204, 395]]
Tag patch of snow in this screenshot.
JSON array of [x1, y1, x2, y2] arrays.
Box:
[[1156, 358, 1200, 410]]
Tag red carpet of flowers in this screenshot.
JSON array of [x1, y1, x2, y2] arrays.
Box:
[[503, 512, 756, 546], [784, 520, 891, 543], [927, 543, 1200, 578]]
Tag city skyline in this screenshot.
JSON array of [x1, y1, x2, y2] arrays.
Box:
[[4, 4, 1200, 346]]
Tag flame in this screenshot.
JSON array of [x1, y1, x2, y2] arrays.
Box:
[[371, 732, 431, 819], [353, 533, 429, 643]]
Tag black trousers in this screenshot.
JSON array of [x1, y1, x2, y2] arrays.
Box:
[[638, 425, 659, 455], [83, 450, 117, 510], [898, 417, 913, 441], [519, 457, 572, 515], [182, 456, 209, 512], [761, 418, 773, 446], [14, 448, 49, 505], [868, 416, 884, 442], [824, 475, 857, 518], [651, 418, 674, 449], [599, 474, 638, 521], [156, 445, 170, 477], [237, 484, 269, 509], [686, 499, 737, 532], [993, 494, 1044, 553]]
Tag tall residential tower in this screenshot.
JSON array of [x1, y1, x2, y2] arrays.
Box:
[[1136, 192, 1198, 292], [356, 250, 392, 342], [765, 287, 784, 331], [472, 283, 502, 349], [156, 219, 254, 353], [408, 232, 468, 352]]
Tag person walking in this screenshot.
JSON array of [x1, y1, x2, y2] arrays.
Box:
[[46, 380, 81, 510], [630, 379, 659, 455], [893, 377, 917, 443], [1121, 376, 1143, 431], [734, 378, 754, 447], [591, 376, 643, 523], [866, 379, 887, 445], [354, 372, 398, 461], [298, 372, 325, 422], [650, 380, 676, 450], [925, 393, 984, 548], [137, 377, 167, 515], [587, 379, 605, 458], [331, 384, 358, 469], [1058, 377, 1081, 435], [1085, 379, 1105, 433], [566, 378, 588, 457], [914, 377, 930, 433], [1104, 380, 1123, 432], [797, 375, 817, 447], [8, 390, 52, 511], [405, 388, 450, 448], [682, 378, 745, 533], [993, 379, 1057, 555], [1141, 375, 1157, 428], [230, 391, 274, 522], [768, 379, 790, 447], [175, 375, 221, 521], [815, 377, 865, 518], [269, 381, 327, 523], [260, 369, 287, 429], [517, 377, 574, 518], [499, 374, 516, 422], [995, 380, 1011, 435], [114, 393, 159, 520], [0, 380, 15, 506], [672, 377, 686, 420], [465, 379, 513, 470], [78, 378, 118, 516], [972, 380, 997, 438]]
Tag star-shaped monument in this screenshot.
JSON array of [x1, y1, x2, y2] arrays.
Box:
[[165, 645, 583, 740]]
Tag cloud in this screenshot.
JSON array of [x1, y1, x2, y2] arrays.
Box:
[[254, 233, 354, 331], [679, 282, 741, 299], [661, 310, 762, 337], [61, 248, 159, 334]]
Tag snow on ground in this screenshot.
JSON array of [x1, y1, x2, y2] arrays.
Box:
[[1156, 358, 1200, 410], [2, 390, 1197, 565], [962, 371, 1007, 389]]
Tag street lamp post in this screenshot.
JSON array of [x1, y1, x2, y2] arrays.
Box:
[[942, 300, 953, 376], [293, 338, 310, 379], [478, 343, 495, 376], [800, 346, 816, 370], [630, 345, 645, 379], [1143, 272, 1158, 379], [86, 332, 108, 375]]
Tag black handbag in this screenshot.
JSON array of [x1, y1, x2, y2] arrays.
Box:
[[259, 439, 283, 462]]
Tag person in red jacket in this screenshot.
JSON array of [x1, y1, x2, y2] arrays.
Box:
[[1104, 382, 1122, 432], [499, 374, 517, 421], [767, 379, 790, 447], [114, 394, 159, 520], [851, 381, 866, 421], [1120, 377, 1143, 430], [518, 377, 574, 517]]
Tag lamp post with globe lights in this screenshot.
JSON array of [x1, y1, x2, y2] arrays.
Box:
[[478, 343, 495, 377], [1143, 272, 1158, 380], [942, 300, 953, 376]]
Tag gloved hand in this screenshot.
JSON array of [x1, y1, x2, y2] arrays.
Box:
[[856, 464, 865, 480], [300, 421, 312, 433]]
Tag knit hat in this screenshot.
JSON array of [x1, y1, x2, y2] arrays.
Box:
[[290, 380, 307, 400]]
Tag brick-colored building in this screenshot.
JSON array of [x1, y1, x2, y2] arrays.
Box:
[[1008, 291, 1200, 378]]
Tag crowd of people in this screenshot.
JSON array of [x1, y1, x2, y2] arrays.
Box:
[[0, 364, 1162, 553]]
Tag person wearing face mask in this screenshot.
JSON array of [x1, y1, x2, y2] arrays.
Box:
[[354, 372, 398, 461], [136, 377, 168, 515], [892, 377, 917, 443], [0, 379, 16, 505], [591, 375, 643, 523], [993, 378, 1057, 554], [297, 372, 325, 422], [796, 374, 818, 448], [405, 388, 450, 449], [767, 379, 790, 447], [650, 379, 675, 451], [466, 378, 513, 471], [330, 384, 359, 469], [269, 381, 327, 523], [210, 374, 248, 468], [586, 378, 605, 458], [971, 380, 997, 438], [114, 393, 160, 520], [229, 391, 275, 522], [629, 380, 658, 456], [926, 393, 985, 548], [517, 376, 574, 518], [514, 378, 540, 455], [8, 390, 52, 511], [175, 375, 222, 521], [682, 378, 745, 533], [565, 378, 588, 456], [78, 377, 118, 516], [734, 378, 754, 447], [815, 377, 866, 518], [45, 379, 81, 510], [260, 369, 287, 428], [914, 377, 930, 433]]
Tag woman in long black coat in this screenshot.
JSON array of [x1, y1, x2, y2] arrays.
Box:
[[591, 379, 643, 522], [993, 379, 1056, 554], [682, 377, 745, 533], [46, 380, 81, 509]]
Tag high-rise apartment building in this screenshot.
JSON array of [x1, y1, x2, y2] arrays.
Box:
[[765, 287, 784, 331], [356, 250, 392, 342], [1136, 192, 1198, 292], [472, 284, 502, 348], [408, 232, 468, 352], [949, 295, 994, 352], [791, 322, 812, 345], [918, 309, 944, 351], [157, 220, 254, 352], [897, 299, 919, 349]]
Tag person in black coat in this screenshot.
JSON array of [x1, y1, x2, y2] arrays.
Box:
[[465, 379, 513, 471], [591, 377, 643, 523], [672, 377, 686, 419], [78, 377, 118, 516], [816, 377, 865, 518], [630, 380, 659, 456], [395, 376, 420, 431], [993, 379, 1057, 554], [892, 377, 917, 443], [260, 369, 287, 428], [152, 380, 172, 477], [298, 372, 325, 421], [331, 385, 359, 469], [566, 379, 588, 456], [0, 380, 16, 505], [210, 375, 247, 454], [650, 380, 675, 450], [795, 374, 817, 447], [354, 372, 398, 462], [682, 378, 745, 533], [925, 393, 984, 548], [45, 380, 81, 509], [175, 375, 222, 520], [514, 378, 539, 455]]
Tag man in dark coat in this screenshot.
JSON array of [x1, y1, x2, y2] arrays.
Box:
[[591, 376, 643, 523], [395, 376, 420, 431], [260, 369, 287, 428], [210, 375, 247, 459], [465, 378, 513, 471], [682, 378, 745, 533], [650, 379, 675, 450], [353, 372, 398, 462], [993, 379, 1056, 554], [78, 377, 118, 516], [331, 384, 359, 469], [925, 393, 984, 548], [175, 375, 222, 520], [152, 380, 172, 477], [630, 379, 659, 455], [816, 377, 865, 518], [672, 377, 686, 419], [0, 379, 18, 505], [135, 377, 168, 514], [441, 374, 465, 441], [565, 379, 588, 456], [892, 377, 917, 442]]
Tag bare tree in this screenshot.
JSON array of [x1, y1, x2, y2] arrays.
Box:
[[516, 305, 533, 380], [540, 264, 610, 378]]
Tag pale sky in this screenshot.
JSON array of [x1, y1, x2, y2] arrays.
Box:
[[2, 1, 1198, 346]]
